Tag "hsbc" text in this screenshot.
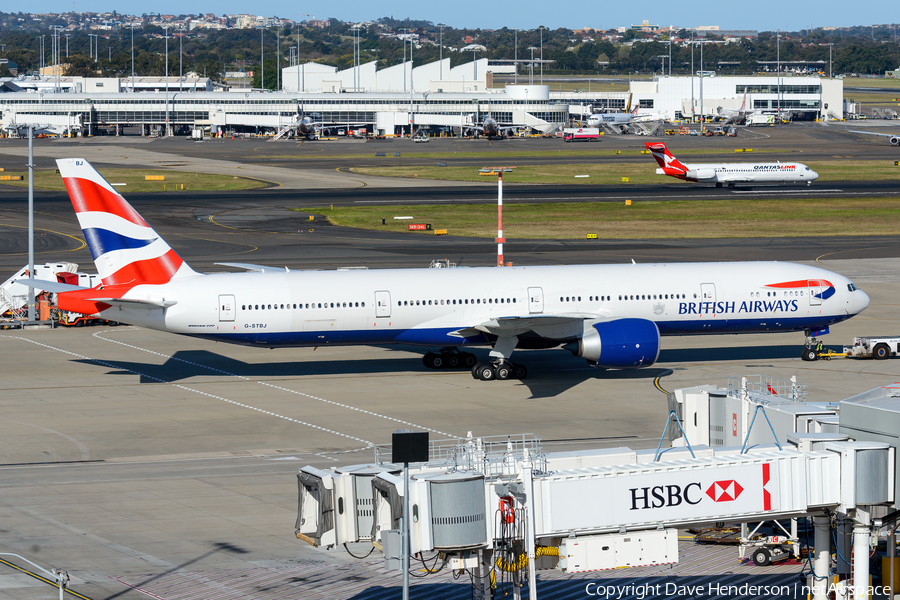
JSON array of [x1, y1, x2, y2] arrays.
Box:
[[629, 483, 703, 510]]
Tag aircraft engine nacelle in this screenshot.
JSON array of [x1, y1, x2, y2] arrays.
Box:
[[565, 318, 660, 368], [890, 136, 900, 146], [685, 168, 716, 181]]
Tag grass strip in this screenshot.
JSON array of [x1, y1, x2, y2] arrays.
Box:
[[297, 197, 900, 240], [0, 169, 270, 192]]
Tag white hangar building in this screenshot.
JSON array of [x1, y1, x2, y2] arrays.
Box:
[[628, 75, 843, 121]]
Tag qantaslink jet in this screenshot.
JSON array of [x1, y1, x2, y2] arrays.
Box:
[[647, 142, 819, 188], [30, 158, 867, 381]]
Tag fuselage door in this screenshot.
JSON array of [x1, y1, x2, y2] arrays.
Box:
[[700, 283, 716, 313], [527, 287, 544, 314], [375, 290, 391, 318], [808, 280, 823, 306], [219, 294, 235, 322]]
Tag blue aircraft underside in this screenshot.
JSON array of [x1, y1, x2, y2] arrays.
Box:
[[193, 313, 856, 348]]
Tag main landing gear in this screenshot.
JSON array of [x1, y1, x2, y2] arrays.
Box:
[[423, 348, 478, 370], [471, 360, 528, 381]]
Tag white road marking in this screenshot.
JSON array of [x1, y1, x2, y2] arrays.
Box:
[[9, 336, 376, 449], [93, 330, 453, 437]]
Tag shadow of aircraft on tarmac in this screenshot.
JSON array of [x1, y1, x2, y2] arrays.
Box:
[[74, 342, 803, 400]]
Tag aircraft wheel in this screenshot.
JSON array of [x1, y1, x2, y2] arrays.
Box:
[[447, 354, 460, 368], [715, 182, 723, 188], [431, 354, 445, 369], [472, 363, 484, 379], [423, 352, 437, 368], [802, 348, 818, 362], [513, 364, 528, 379], [751, 547, 771, 567], [463, 353, 477, 368], [495, 363, 512, 380], [476, 364, 496, 381], [874, 344, 890, 360]]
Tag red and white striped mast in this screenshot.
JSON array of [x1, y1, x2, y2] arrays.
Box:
[[496, 172, 505, 266]]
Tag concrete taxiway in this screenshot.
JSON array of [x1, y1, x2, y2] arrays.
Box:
[[0, 256, 897, 599], [0, 124, 899, 599]]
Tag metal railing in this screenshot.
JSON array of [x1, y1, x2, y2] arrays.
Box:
[[726, 374, 807, 402], [374, 433, 547, 476]]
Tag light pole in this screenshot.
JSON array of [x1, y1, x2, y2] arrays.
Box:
[[179, 28, 183, 92], [529, 47, 535, 85], [130, 25, 136, 93], [539, 26, 544, 85], [691, 34, 695, 121], [827, 43, 833, 78], [438, 24, 444, 80], [776, 31, 781, 115], [260, 25, 264, 90], [657, 55, 668, 75], [163, 25, 170, 135], [65, 34, 69, 58], [514, 29, 518, 85]]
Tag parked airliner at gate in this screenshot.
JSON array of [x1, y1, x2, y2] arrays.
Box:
[[32, 158, 869, 381]]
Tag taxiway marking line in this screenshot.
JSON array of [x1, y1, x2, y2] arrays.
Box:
[[94, 331, 453, 438]]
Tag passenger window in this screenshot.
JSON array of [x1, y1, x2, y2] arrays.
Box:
[[464, 299, 468, 304], [361, 302, 365, 307], [242, 305, 245, 310], [578, 296, 581, 301]]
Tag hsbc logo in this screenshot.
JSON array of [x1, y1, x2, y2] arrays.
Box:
[[706, 480, 744, 502], [629, 478, 748, 510]]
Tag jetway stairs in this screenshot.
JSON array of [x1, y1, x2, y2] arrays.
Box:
[[630, 119, 665, 136], [297, 408, 896, 600], [597, 122, 621, 135], [1, 262, 77, 317]]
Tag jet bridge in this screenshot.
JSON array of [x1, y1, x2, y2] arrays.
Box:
[[297, 429, 895, 600]]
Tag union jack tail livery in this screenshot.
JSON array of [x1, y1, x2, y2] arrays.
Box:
[[57, 158, 197, 287], [645, 143, 688, 174]]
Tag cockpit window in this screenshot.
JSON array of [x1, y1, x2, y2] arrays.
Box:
[[847, 283, 858, 292]]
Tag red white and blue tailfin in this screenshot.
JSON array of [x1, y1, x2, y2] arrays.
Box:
[[56, 158, 198, 287], [645, 142, 689, 174]]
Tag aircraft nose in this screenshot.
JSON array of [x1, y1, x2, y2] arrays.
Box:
[[811, 170, 819, 180], [857, 288, 871, 312]]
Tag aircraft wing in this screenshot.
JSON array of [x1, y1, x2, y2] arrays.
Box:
[[847, 130, 899, 138], [452, 313, 602, 339]]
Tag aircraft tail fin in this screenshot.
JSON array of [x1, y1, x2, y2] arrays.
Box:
[[645, 143, 688, 173], [56, 158, 198, 287]]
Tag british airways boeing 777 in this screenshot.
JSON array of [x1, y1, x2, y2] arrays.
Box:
[[34, 158, 869, 381]]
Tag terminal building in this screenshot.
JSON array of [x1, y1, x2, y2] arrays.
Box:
[[0, 58, 843, 136]]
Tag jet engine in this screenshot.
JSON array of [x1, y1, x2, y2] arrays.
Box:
[[890, 136, 900, 146], [685, 168, 716, 181], [564, 318, 660, 368]]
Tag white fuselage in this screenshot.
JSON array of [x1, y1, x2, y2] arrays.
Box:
[[105, 261, 867, 349], [659, 162, 819, 185]]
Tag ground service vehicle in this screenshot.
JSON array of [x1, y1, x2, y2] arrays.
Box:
[[563, 128, 600, 142], [844, 336, 900, 360]]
